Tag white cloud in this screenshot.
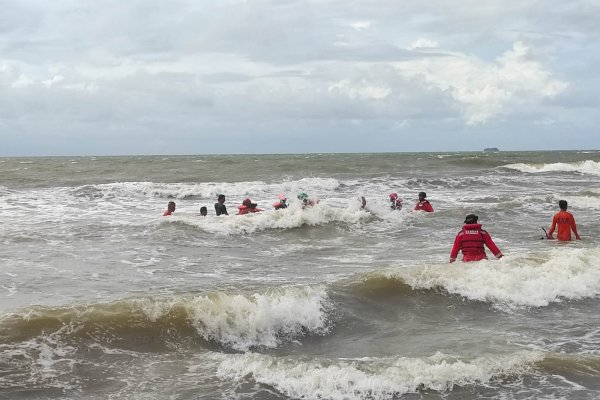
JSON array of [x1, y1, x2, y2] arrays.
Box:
[[393, 41, 568, 124], [408, 38, 439, 50], [0, 0, 596, 155], [350, 21, 372, 31]]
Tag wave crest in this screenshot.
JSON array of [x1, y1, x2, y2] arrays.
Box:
[[214, 351, 542, 399], [502, 160, 600, 176]]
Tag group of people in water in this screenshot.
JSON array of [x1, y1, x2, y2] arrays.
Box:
[[163, 193, 581, 264]]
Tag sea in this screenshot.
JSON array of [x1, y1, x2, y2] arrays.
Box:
[[1, 151, 600, 400]]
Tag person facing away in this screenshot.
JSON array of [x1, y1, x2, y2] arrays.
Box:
[[414, 192, 434, 212], [238, 198, 262, 215], [297, 192, 318, 208], [273, 194, 288, 210], [546, 200, 580, 241], [200, 206, 207, 217], [214, 194, 228, 216], [450, 214, 503, 263], [389, 193, 402, 210], [163, 201, 176, 216]]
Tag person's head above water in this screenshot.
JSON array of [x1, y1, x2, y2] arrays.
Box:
[[297, 192, 308, 203], [200, 206, 207, 216], [418, 192, 427, 200], [389, 193, 398, 201], [464, 214, 478, 224], [559, 200, 568, 210], [217, 194, 225, 203], [167, 201, 176, 212]]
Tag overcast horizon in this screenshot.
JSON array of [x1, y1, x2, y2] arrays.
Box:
[[1, 1, 599, 156]]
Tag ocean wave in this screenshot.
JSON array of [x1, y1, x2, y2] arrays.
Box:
[[214, 350, 543, 399], [363, 247, 600, 308], [501, 160, 600, 176], [85, 177, 342, 201], [164, 203, 371, 235], [0, 286, 331, 352], [184, 286, 331, 351]]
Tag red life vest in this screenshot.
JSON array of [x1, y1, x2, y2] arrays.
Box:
[[238, 205, 262, 215], [414, 200, 433, 212], [450, 223, 502, 262]]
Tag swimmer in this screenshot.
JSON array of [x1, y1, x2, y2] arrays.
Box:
[[214, 194, 228, 216], [389, 193, 402, 210], [238, 198, 262, 215], [163, 201, 176, 216], [273, 194, 288, 210]]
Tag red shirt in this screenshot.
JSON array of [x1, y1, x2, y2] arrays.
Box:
[[450, 223, 502, 262], [547, 210, 579, 241], [238, 206, 262, 215], [414, 200, 434, 212], [163, 210, 172, 216]]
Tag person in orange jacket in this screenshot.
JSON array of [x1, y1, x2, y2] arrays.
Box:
[[414, 192, 433, 212], [546, 200, 581, 241], [450, 214, 503, 263]]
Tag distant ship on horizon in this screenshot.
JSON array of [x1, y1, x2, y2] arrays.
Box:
[[484, 147, 500, 152]]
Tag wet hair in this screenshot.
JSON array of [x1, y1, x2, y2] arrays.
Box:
[[217, 194, 225, 202], [558, 200, 568, 210], [418, 192, 427, 198], [200, 206, 207, 215], [464, 214, 478, 224], [167, 201, 176, 211]]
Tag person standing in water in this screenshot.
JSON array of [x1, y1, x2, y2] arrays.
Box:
[[414, 192, 434, 212], [214, 194, 228, 216], [450, 214, 503, 263], [546, 200, 581, 241], [163, 201, 176, 216]]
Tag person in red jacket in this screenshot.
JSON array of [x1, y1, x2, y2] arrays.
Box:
[[414, 192, 434, 212], [238, 198, 262, 215], [546, 200, 580, 241], [450, 214, 503, 263]]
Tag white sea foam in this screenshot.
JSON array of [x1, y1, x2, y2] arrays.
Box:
[[214, 350, 542, 399], [387, 247, 600, 308], [166, 203, 371, 235], [186, 286, 330, 350], [502, 160, 600, 176], [93, 177, 341, 201]]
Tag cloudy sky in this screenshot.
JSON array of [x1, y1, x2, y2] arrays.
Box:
[[1, 0, 598, 156]]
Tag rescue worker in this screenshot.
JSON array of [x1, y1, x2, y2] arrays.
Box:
[[238, 198, 262, 215], [546, 200, 581, 241], [450, 214, 503, 263], [414, 192, 434, 212], [297, 192, 318, 208]]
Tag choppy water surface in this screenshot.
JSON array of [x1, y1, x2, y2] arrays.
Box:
[[1, 151, 600, 399]]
